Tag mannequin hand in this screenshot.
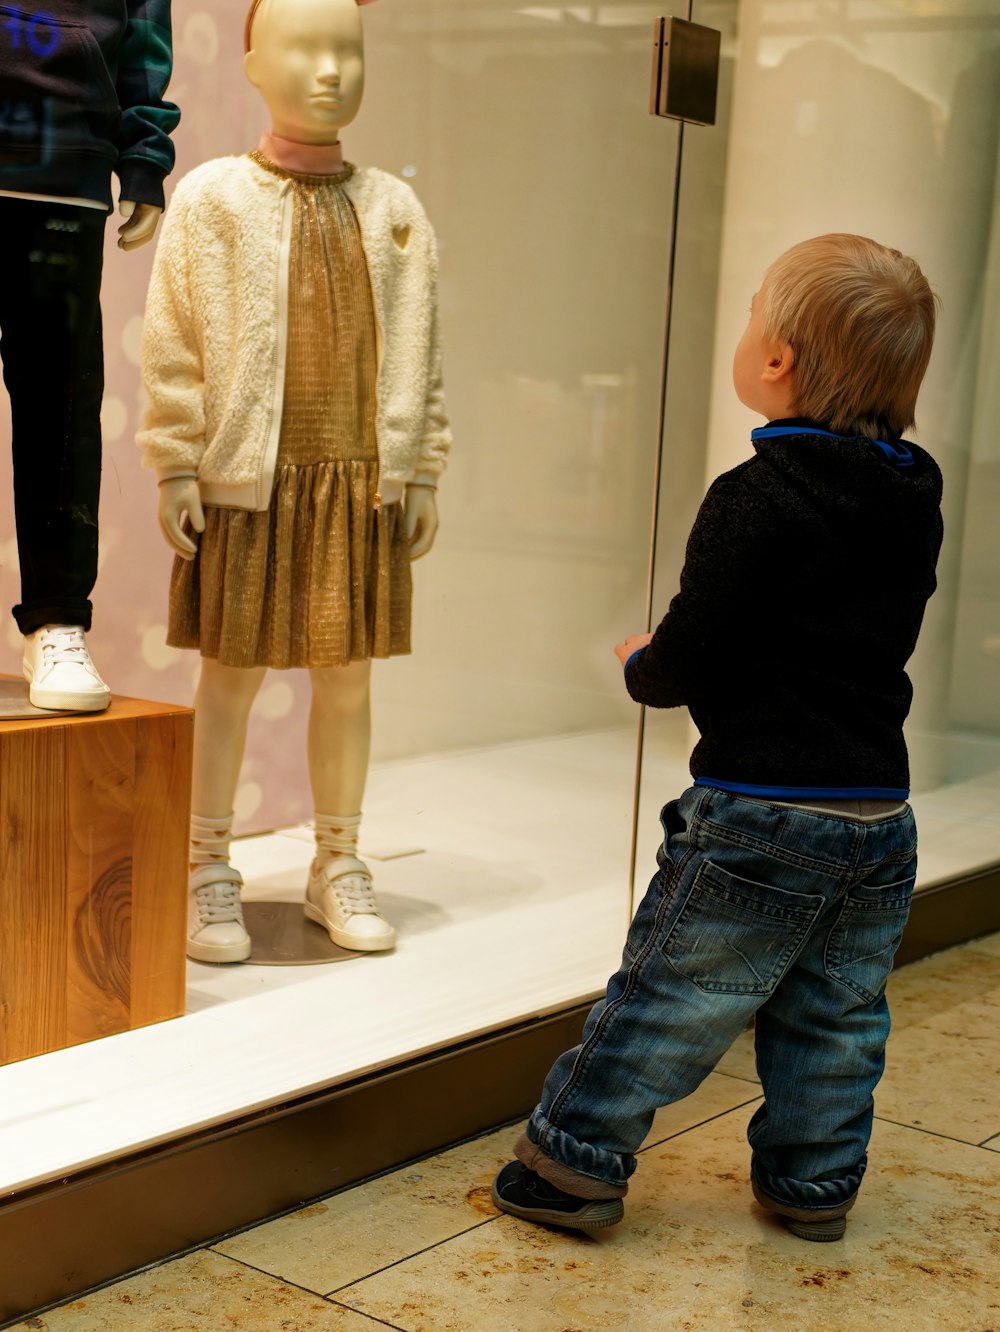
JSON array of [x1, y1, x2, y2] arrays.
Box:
[[118, 200, 163, 251], [159, 477, 205, 560], [404, 484, 438, 560], [614, 632, 652, 667]]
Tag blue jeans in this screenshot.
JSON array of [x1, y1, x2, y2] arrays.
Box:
[[525, 785, 917, 1213]]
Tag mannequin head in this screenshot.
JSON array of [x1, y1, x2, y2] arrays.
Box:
[[244, 0, 365, 145]]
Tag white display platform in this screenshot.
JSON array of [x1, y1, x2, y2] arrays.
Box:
[[1, 724, 995, 1199], [0, 728, 645, 1197]]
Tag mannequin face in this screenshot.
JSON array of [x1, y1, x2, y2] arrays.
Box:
[[245, 0, 365, 144]]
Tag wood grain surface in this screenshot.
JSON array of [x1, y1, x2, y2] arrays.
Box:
[[0, 727, 68, 1063], [131, 714, 191, 1026], [66, 722, 136, 1045], [0, 693, 193, 1065]]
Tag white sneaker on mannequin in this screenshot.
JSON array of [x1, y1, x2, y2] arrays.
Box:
[[305, 856, 396, 952], [188, 864, 252, 963], [22, 624, 111, 712]]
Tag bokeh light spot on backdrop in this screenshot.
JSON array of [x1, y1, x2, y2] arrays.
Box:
[[234, 781, 264, 822], [141, 624, 184, 671], [183, 12, 220, 65], [121, 314, 144, 366], [100, 396, 128, 442], [252, 680, 296, 721]]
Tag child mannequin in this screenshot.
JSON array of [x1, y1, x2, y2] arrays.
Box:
[[139, 0, 450, 963]]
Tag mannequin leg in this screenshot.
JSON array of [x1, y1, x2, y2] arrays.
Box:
[[187, 658, 267, 964], [193, 658, 268, 817], [307, 660, 372, 815], [304, 661, 395, 952]]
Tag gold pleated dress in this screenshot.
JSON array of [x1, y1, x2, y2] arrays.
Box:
[[168, 152, 412, 669]]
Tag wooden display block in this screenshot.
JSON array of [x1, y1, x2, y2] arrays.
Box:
[[0, 689, 193, 1066]]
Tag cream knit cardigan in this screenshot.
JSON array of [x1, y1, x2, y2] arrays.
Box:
[[137, 155, 451, 509]]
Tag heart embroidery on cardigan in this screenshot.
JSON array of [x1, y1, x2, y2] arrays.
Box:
[[393, 223, 411, 250]]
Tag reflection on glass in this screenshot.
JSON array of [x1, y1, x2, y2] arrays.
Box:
[[0, 1, 688, 1194], [638, 0, 1000, 907]]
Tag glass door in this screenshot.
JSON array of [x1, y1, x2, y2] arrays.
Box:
[[635, 0, 1000, 908], [0, 0, 689, 1192]]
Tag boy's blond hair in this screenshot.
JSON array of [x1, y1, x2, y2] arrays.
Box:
[[762, 234, 936, 440]]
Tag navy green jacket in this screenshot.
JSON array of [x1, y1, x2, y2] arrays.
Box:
[[0, 0, 179, 207], [625, 420, 944, 799]]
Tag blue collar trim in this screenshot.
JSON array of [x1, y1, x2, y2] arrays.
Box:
[[751, 425, 914, 468], [695, 778, 910, 799]]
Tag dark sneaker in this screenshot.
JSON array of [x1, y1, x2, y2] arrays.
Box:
[[779, 1214, 847, 1242], [491, 1161, 624, 1232], [752, 1178, 850, 1242]]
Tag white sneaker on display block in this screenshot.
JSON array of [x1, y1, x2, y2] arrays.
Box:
[[188, 863, 252, 964], [305, 856, 396, 952], [22, 624, 112, 712]]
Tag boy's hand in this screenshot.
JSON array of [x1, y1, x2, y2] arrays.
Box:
[[614, 632, 653, 667]]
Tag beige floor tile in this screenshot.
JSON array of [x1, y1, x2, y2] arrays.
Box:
[[965, 930, 1000, 960], [642, 1072, 762, 1149], [18, 1251, 382, 1330], [886, 941, 1000, 1031], [713, 1026, 760, 1085], [215, 1074, 759, 1298], [335, 1111, 1000, 1332], [215, 1126, 515, 1295], [877, 959, 1000, 1144]]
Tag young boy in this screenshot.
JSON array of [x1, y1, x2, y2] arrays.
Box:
[[492, 234, 942, 1242]]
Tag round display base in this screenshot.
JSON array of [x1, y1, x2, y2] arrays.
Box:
[[243, 900, 363, 966], [0, 677, 81, 719]]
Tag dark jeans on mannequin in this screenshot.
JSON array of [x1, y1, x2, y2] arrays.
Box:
[[0, 196, 106, 634]]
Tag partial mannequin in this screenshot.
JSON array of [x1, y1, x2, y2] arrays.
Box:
[[141, 0, 450, 963], [0, 2, 178, 711], [118, 200, 165, 252]]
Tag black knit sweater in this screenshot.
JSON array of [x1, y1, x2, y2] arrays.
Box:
[[625, 421, 944, 796]]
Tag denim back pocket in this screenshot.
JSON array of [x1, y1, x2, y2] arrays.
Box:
[[825, 876, 914, 1004], [661, 860, 825, 996], [656, 796, 692, 873]]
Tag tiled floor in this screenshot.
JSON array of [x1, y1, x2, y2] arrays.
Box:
[[20, 931, 1000, 1331]]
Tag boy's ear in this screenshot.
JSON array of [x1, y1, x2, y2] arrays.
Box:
[[761, 340, 795, 385], [244, 49, 260, 88]]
